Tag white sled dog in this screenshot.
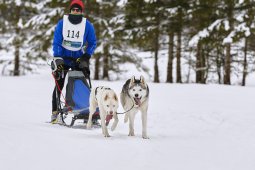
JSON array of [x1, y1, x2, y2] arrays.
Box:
[[87, 86, 119, 137], [120, 76, 149, 139]]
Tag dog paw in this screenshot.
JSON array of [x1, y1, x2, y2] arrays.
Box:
[[142, 132, 149, 139], [128, 132, 135, 136], [142, 136, 149, 139], [104, 134, 111, 137]]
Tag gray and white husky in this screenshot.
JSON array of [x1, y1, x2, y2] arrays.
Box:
[[120, 76, 149, 139]]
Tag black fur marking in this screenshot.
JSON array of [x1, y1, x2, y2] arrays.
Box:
[[121, 79, 131, 97]]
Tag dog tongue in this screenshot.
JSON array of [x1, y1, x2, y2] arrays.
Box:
[[134, 98, 141, 106], [106, 114, 113, 123]]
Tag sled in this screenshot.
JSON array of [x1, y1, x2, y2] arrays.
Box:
[[53, 70, 101, 127]]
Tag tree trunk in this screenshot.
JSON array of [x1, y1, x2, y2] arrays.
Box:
[[166, 32, 174, 83], [13, 5, 21, 76], [196, 41, 202, 83], [14, 42, 20, 76], [201, 47, 206, 84], [224, 1, 234, 85], [224, 43, 231, 85], [242, 38, 248, 86], [153, 41, 159, 82], [153, 14, 160, 83], [216, 46, 222, 84], [94, 54, 100, 80], [176, 30, 182, 83], [102, 45, 109, 80], [176, 8, 182, 83], [154, 48, 159, 83]]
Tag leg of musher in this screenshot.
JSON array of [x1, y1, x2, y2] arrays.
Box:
[[51, 77, 65, 123]]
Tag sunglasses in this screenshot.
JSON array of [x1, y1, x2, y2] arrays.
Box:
[[71, 8, 82, 13]]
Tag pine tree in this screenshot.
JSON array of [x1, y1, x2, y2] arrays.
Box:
[[89, 0, 144, 80], [125, 0, 166, 83], [0, 0, 38, 76], [25, 0, 69, 62], [220, 0, 255, 85], [84, 0, 100, 79], [188, 0, 255, 85], [164, 1, 178, 83], [234, 0, 255, 86], [189, 0, 221, 84], [172, 0, 190, 83]]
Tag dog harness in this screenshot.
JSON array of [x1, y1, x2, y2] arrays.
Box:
[[94, 86, 113, 123]]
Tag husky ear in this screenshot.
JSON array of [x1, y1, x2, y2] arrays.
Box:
[[130, 76, 136, 84], [140, 75, 146, 85], [114, 94, 118, 101], [104, 94, 109, 101]]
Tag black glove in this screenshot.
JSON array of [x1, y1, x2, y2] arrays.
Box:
[[51, 57, 64, 80], [51, 57, 64, 72], [57, 64, 64, 71], [77, 53, 91, 69], [84, 66, 90, 77]]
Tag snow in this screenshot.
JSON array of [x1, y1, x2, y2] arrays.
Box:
[[223, 23, 251, 44], [166, 7, 178, 15], [189, 19, 223, 46], [144, 0, 157, 3], [239, 0, 244, 4], [15, 0, 21, 6], [17, 18, 23, 29], [0, 70, 255, 170], [223, 34, 233, 44], [117, 0, 128, 7], [188, 29, 209, 47]]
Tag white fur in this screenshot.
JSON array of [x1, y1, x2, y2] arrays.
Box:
[[121, 76, 149, 139], [87, 86, 119, 137]]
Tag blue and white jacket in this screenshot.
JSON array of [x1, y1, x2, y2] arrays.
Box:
[[53, 17, 97, 66]]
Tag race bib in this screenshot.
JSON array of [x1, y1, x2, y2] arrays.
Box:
[[62, 15, 86, 51]]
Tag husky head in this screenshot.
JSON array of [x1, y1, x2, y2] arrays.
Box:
[[128, 76, 148, 107], [102, 90, 119, 115]]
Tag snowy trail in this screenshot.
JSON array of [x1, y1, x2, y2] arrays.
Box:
[[1, 73, 255, 170]]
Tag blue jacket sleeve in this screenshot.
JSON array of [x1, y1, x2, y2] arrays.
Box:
[[53, 20, 64, 57], [85, 20, 97, 56]]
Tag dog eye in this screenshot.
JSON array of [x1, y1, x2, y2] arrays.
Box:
[[107, 105, 109, 107], [133, 89, 135, 91], [139, 89, 142, 91], [113, 105, 115, 107]]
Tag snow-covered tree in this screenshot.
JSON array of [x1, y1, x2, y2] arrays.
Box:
[[89, 0, 144, 80], [188, 0, 255, 85], [25, 0, 69, 62], [125, 0, 165, 82], [0, 0, 39, 76]]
